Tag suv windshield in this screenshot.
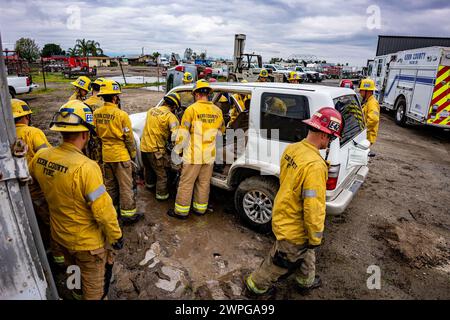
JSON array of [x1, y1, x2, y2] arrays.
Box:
[[334, 94, 365, 146]]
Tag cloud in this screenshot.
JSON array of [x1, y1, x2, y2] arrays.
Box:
[[0, 0, 449, 66]]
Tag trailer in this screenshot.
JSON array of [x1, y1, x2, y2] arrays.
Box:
[[370, 46, 450, 127]]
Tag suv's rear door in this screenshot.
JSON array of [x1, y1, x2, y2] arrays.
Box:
[[329, 94, 368, 198]]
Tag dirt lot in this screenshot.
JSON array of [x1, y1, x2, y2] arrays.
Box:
[[20, 77, 450, 300]]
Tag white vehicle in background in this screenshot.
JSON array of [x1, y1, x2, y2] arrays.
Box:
[[7, 75, 37, 98], [131, 82, 370, 233], [291, 66, 322, 83], [262, 64, 295, 82], [370, 46, 450, 127], [159, 57, 170, 68]]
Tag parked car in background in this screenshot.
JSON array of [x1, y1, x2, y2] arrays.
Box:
[[291, 66, 322, 82], [165, 64, 213, 92], [263, 64, 294, 82], [131, 82, 370, 233], [159, 57, 170, 67], [7, 75, 37, 98]]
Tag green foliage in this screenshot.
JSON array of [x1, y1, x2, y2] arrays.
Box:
[[41, 43, 65, 57], [15, 37, 40, 62], [69, 39, 104, 57]]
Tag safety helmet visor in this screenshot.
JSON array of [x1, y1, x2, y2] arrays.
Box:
[[50, 109, 94, 132]]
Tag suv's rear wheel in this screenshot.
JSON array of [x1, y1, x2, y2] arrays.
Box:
[[234, 176, 279, 233]]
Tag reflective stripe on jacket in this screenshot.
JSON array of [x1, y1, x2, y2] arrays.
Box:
[[272, 140, 328, 246], [29, 142, 122, 251], [94, 102, 136, 162], [362, 95, 380, 144], [140, 105, 179, 153]]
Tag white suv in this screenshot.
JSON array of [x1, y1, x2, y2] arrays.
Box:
[[131, 82, 370, 233]]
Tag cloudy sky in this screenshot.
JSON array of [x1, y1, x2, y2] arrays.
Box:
[[1, 0, 449, 66]]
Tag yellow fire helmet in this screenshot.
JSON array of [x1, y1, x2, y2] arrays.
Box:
[[164, 92, 181, 109], [359, 78, 377, 91], [93, 77, 107, 86], [219, 95, 228, 103], [11, 98, 33, 119], [192, 79, 212, 94], [183, 72, 193, 84], [50, 100, 95, 133], [259, 69, 269, 78], [288, 71, 299, 81], [71, 76, 92, 92], [98, 79, 122, 96]]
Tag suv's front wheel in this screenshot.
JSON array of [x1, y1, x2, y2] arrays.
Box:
[[234, 176, 279, 234]]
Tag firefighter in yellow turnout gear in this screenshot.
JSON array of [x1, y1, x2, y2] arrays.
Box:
[[140, 92, 180, 200], [94, 79, 143, 224], [359, 78, 380, 158], [359, 78, 380, 146], [12, 99, 51, 164], [227, 80, 251, 128], [168, 80, 225, 219], [12, 99, 53, 255], [244, 107, 343, 297], [84, 78, 106, 163], [29, 100, 123, 300], [258, 69, 269, 82], [84, 77, 106, 111], [69, 76, 91, 101]]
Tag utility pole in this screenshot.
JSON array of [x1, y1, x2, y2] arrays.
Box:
[[119, 58, 127, 86], [41, 58, 47, 90]]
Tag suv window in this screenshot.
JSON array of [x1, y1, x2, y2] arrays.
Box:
[[260, 93, 310, 142], [334, 95, 364, 146], [177, 90, 195, 109]]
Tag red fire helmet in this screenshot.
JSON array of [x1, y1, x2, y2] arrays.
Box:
[[302, 107, 343, 138]]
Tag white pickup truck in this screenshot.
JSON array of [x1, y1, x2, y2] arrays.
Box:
[[7, 75, 37, 98], [131, 82, 370, 233]]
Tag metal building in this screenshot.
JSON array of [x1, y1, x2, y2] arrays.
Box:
[[376, 35, 450, 56]]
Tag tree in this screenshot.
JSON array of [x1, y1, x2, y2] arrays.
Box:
[[15, 37, 40, 62], [87, 40, 104, 56], [152, 51, 161, 62], [67, 47, 77, 57], [73, 39, 104, 57], [41, 43, 65, 57], [269, 57, 282, 64]]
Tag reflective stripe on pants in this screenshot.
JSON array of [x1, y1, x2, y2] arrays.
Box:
[[174, 163, 213, 215]]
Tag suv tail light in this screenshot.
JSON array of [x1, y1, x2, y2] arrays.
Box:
[[26, 77, 31, 86], [327, 164, 340, 190], [175, 65, 185, 72]]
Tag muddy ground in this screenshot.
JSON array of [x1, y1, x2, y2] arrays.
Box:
[[20, 76, 450, 300]]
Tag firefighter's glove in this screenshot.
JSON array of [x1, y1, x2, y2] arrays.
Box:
[[112, 237, 124, 250]]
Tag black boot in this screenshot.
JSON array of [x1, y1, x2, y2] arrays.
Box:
[[120, 212, 144, 225], [297, 275, 322, 295], [167, 209, 188, 220]]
